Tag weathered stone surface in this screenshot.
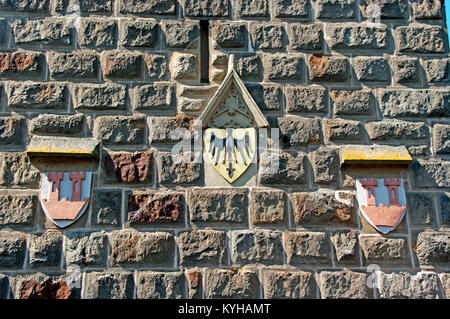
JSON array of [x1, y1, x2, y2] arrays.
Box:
[[0, 0, 50, 12], [441, 273, 450, 298], [366, 120, 428, 141], [144, 54, 168, 80], [437, 192, 449, 225], [30, 113, 84, 135], [187, 269, 202, 299], [392, 57, 419, 83], [103, 151, 152, 184], [84, 272, 134, 299], [326, 24, 389, 50], [288, 23, 322, 51], [251, 23, 284, 50], [0, 116, 25, 147], [290, 191, 356, 226], [65, 232, 107, 266], [360, 236, 409, 265], [29, 232, 62, 268], [411, 0, 442, 19], [231, 230, 283, 265], [414, 159, 450, 188], [379, 89, 450, 117], [78, 19, 117, 48], [331, 230, 359, 264], [415, 231, 450, 266], [48, 51, 98, 80], [277, 116, 321, 146], [360, 0, 408, 19], [273, 0, 309, 18], [434, 124, 450, 154], [12, 18, 71, 46], [0, 232, 26, 268], [264, 54, 304, 81], [316, 0, 356, 19], [149, 115, 193, 144], [396, 25, 445, 54], [250, 188, 285, 225], [319, 271, 368, 299], [170, 52, 198, 80], [55, 0, 114, 13], [309, 55, 349, 82], [423, 58, 450, 83], [188, 188, 248, 225], [101, 50, 142, 79], [236, 0, 269, 17], [136, 271, 184, 299], [27, 136, 98, 158], [162, 21, 199, 48], [263, 270, 316, 299], [331, 90, 374, 115], [184, 0, 229, 17], [235, 54, 262, 81], [0, 52, 43, 78], [353, 57, 390, 82], [73, 83, 126, 110], [247, 84, 282, 110], [286, 86, 327, 113], [12, 274, 74, 299], [323, 118, 364, 142], [406, 193, 436, 226], [259, 150, 307, 185], [7, 82, 66, 109], [177, 230, 227, 266], [120, 0, 176, 15], [204, 269, 259, 299], [212, 22, 247, 49], [379, 271, 442, 299], [0, 152, 39, 187], [0, 19, 6, 46], [155, 151, 201, 185], [285, 231, 330, 265], [95, 116, 146, 146], [119, 19, 158, 48], [311, 147, 339, 184], [134, 84, 173, 110], [110, 231, 174, 267], [128, 191, 183, 225], [92, 189, 122, 227], [0, 194, 36, 227]]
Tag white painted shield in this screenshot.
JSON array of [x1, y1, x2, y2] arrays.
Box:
[[40, 172, 93, 228], [356, 178, 407, 234]]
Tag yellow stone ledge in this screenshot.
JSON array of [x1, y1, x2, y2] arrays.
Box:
[[27, 136, 99, 158], [340, 145, 412, 165]]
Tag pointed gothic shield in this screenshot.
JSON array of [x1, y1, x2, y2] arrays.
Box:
[[356, 178, 407, 234], [204, 127, 256, 183], [40, 172, 93, 228]]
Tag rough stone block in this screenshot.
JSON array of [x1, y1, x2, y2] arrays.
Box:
[[144, 54, 168, 80], [411, 0, 442, 19], [136, 271, 184, 299], [415, 231, 449, 266], [236, 0, 269, 17], [277, 116, 321, 146], [423, 58, 450, 83], [247, 84, 282, 110], [235, 54, 262, 81], [0, 232, 26, 268], [72, 83, 126, 111], [326, 23, 389, 50], [392, 57, 419, 83], [353, 57, 390, 82], [55, 0, 114, 13], [366, 120, 428, 141], [120, 0, 176, 15], [92, 189, 122, 227], [379, 271, 442, 299], [433, 124, 450, 154], [251, 23, 284, 50], [264, 54, 304, 81], [309, 55, 349, 82], [30, 113, 84, 135], [0, 152, 40, 187], [319, 271, 368, 299], [170, 52, 198, 80], [110, 231, 174, 267], [263, 270, 316, 299], [103, 151, 152, 184], [29, 232, 62, 268], [127, 191, 184, 225], [12, 18, 71, 46], [119, 19, 158, 48], [231, 229, 283, 265], [316, 0, 356, 19], [414, 159, 450, 188], [360, 236, 410, 265], [250, 188, 286, 225], [396, 25, 445, 54], [331, 230, 359, 265], [331, 90, 374, 115], [273, 0, 309, 18], [11, 273, 78, 299], [95, 116, 146, 146], [311, 147, 339, 185], [212, 22, 247, 49], [323, 118, 365, 142], [0, 51, 43, 78], [204, 269, 259, 298], [0, 194, 36, 227], [188, 188, 248, 225], [187, 269, 202, 299], [0, 116, 25, 147], [288, 23, 323, 51], [78, 18, 117, 49], [148, 115, 193, 144], [65, 232, 107, 267], [258, 150, 307, 185], [7, 82, 66, 109], [285, 86, 327, 114], [0, 0, 50, 12], [101, 50, 142, 79], [155, 151, 201, 185], [177, 230, 227, 266], [284, 231, 330, 265], [406, 193, 436, 226], [437, 193, 449, 225], [134, 83, 173, 110], [162, 21, 199, 48], [48, 51, 98, 80], [360, 0, 408, 19], [84, 272, 134, 299], [184, 0, 229, 17]]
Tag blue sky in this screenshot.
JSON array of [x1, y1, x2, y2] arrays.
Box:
[[446, 0, 450, 43]]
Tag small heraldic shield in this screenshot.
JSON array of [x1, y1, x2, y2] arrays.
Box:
[[204, 128, 256, 183], [40, 172, 93, 228], [356, 178, 407, 234]]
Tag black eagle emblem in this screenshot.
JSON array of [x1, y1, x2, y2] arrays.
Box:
[[208, 128, 253, 178]]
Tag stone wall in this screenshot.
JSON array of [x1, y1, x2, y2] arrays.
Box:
[[0, 0, 449, 299]]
